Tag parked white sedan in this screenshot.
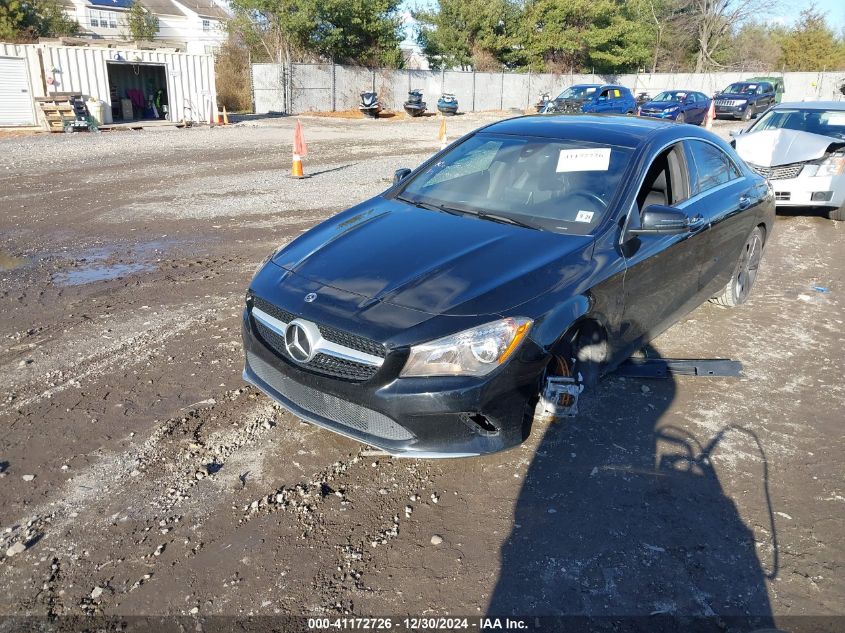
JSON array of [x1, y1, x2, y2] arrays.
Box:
[[731, 101, 845, 220]]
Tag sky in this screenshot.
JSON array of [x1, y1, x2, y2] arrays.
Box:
[[398, 0, 845, 43]]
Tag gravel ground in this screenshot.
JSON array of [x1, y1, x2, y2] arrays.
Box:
[[0, 113, 843, 630]]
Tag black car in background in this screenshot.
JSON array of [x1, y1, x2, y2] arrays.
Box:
[[243, 115, 774, 457], [715, 81, 777, 121]]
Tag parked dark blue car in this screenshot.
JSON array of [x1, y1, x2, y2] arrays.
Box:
[[715, 81, 777, 121], [638, 90, 712, 124], [543, 84, 636, 115]]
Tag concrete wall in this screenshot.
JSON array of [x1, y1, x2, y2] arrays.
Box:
[[0, 42, 216, 126], [252, 62, 845, 115]]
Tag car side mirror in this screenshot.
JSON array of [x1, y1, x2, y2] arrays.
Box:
[[729, 129, 744, 137], [629, 204, 690, 235], [393, 168, 412, 185]]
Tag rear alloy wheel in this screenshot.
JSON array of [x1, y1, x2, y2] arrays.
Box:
[[676, 112, 686, 124], [711, 226, 765, 307]]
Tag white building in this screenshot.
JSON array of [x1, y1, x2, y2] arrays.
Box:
[[59, 0, 229, 55]]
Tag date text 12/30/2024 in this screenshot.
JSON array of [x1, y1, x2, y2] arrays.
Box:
[[307, 618, 529, 630]]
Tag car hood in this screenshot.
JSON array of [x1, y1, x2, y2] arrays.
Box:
[[718, 93, 753, 99], [734, 128, 843, 166], [272, 198, 594, 317]]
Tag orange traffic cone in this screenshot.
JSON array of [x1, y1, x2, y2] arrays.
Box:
[[438, 117, 447, 150], [222, 106, 229, 125], [705, 99, 715, 130], [291, 120, 308, 178]]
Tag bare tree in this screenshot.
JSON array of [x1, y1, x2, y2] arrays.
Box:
[[679, 0, 778, 72]]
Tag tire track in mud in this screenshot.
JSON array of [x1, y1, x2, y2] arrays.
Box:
[[0, 296, 234, 415]]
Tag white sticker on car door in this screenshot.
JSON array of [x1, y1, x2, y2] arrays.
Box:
[[557, 148, 611, 172]]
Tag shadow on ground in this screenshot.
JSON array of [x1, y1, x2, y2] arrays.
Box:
[[488, 345, 777, 632]]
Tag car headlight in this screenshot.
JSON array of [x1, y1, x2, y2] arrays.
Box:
[[665, 106, 679, 114], [817, 152, 845, 177], [400, 317, 533, 377]]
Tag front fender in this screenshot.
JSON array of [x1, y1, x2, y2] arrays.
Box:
[[531, 294, 593, 352]]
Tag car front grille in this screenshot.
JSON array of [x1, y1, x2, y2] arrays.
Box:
[[247, 351, 414, 441], [251, 295, 384, 382], [748, 162, 805, 180]]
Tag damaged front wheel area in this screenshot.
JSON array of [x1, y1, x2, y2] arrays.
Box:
[[534, 322, 606, 424]]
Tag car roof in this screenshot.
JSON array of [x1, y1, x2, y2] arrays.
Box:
[[481, 114, 679, 148], [773, 101, 845, 111]]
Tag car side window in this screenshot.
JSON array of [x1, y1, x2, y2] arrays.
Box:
[[598, 89, 609, 100], [635, 143, 690, 215], [685, 140, 741, 195]]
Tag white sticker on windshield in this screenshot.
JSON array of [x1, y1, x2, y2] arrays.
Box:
[[556, 148, 611, 172], [575, 210, 594, 223]]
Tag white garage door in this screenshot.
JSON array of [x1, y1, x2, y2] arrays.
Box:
[[0, 56, 36, 126]]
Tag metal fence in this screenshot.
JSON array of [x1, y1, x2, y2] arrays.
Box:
[[252, 62, 845, 115]]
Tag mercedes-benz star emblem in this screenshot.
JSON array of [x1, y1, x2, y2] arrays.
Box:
[[284, 322, 313, 363], [304, 293, 317, 303]]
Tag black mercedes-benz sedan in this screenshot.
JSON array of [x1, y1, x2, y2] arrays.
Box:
[[242, 115, 774, 457]]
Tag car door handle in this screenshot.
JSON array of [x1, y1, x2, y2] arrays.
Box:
[[738, 195, 752, 210]]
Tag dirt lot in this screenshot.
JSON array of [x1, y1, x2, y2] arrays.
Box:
[[0, 113, 843, 629]]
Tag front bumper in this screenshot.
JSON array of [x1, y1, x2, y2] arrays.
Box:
[[715, 103, 748, 119], [766, 172, 845, 208], [242, 308, 546, 457], [639, 109, 677, 120]]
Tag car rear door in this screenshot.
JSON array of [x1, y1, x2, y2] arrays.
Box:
[[761, 83, 775, 108], [692, 93, 708, 123], [681, 139, 760, 297], [610, 88, 625, 113]]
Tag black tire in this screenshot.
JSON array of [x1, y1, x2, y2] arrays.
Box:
[[742, 105, 756, 121], [826, 205, 845, 221], [711, 226, 765, 307], [676, 112, 686, 124]]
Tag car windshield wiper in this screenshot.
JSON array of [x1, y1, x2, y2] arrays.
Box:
[[474, 211, 541, 230], [398, 195, 541, 230], [443, 203, 542, 230], [397, 195, 461, 216]]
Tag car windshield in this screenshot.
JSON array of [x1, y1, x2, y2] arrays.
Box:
[[751, 108, 845, 140], [724, 83, 758, 95], [652, 91, 686, 102], [556, 86, 598, 100], [397, 133, 632, 236]]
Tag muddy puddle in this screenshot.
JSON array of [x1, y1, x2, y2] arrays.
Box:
[[49, 239, 179, 286], [53, 262, 156, 286], [0, 252, 25, 271]]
